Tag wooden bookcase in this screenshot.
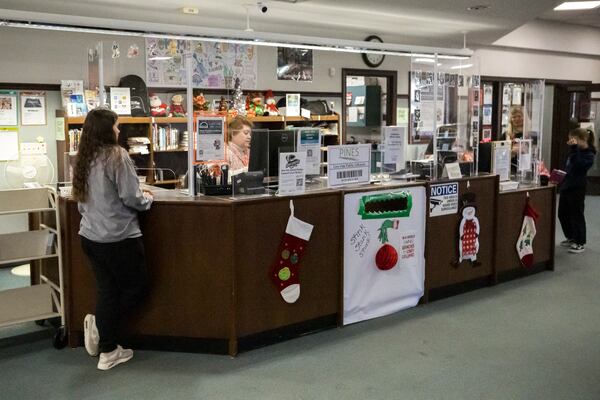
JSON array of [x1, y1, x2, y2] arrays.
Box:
[[61, 114, 340, 186]]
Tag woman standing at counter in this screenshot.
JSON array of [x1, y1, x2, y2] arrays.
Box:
[[558, 128, 596, 254], [72, 108, 153, 370]]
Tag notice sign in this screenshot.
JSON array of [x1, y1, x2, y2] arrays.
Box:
[[327, 144, 371, 187], [196, 117, 225, 162], [297, 128, 321, 175], [430, 182, 459, 217], [278, 152, 306, 196]]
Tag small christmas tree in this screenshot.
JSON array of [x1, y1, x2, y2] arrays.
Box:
[[233, 78, 246, 116]]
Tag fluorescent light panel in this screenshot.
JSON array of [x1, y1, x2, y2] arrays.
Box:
[[0, 20, 471, 60], [554, 1, 600, 10]]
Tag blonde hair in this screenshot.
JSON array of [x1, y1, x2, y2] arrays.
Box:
[[506, 106, 524, 140], [227, 116, 253, 141]]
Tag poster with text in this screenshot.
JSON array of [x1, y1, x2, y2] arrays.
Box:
[[343, 187, 426, 325], [196, 117, 225, 162], [0, 91, 18, 126], [0, 127, 19, 161], [20, 92, 46, 126], [146, 38, 257, 89]]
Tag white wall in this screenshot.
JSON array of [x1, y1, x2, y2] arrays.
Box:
[[1, 26, 598, 96], [473, 48, 600, 83], [494, 20, 600, 57]]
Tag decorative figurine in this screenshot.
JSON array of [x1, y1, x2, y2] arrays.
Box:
[[149, 94, 168, 117], [218, 96, 228, 112], [250, 93, 264, 117], [170, 94, 186, 117], [264, 89, 279, 116], [193, 93, 208, 111], [232, 77, 246, 116]]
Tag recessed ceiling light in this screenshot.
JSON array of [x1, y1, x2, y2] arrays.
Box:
[[148, 56, 173, 61], [467, 5, 490, 11], [451, 64, 473, 69], [554, 1, 600, 10]]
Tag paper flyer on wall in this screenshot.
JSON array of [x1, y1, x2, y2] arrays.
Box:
[[327, 144, 371, 187], [196, 117, 225, 162], [0, 91, 18, 126], [60, 80, 84, 108], [20, 91, 46, 126], [0, 127, 19, 161], [278, 152, 306, 196], [297, 128, 321, 175]]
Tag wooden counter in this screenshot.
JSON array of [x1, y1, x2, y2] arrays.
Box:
[[424, 175, 498, 301], [494, 185, 556, 282]]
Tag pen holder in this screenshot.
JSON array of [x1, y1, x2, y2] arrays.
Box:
[[198, 183, 232, 196]]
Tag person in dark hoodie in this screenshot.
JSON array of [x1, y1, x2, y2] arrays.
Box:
[[558, 127, 597, 254]]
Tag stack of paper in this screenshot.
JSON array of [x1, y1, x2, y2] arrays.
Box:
[[127, 137, 150, 155]]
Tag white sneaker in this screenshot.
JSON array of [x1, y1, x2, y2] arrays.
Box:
[[569, 244, 585, 254], [97, 345, 134, 370], [560, 239, 574, 248], [84, 314, 99, 357]]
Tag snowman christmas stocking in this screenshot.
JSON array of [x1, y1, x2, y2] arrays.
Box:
[[270, 200, 314, 304], [516, 200, 539, 268]]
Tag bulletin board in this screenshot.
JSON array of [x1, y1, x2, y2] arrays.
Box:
[[146, 39, 257, 89]]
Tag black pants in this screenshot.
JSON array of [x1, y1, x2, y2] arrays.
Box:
[[558, 188, 587, 245], [80, 236, 148, 353]]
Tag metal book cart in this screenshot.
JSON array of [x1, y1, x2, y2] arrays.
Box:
[[0, 187, 66, 348]]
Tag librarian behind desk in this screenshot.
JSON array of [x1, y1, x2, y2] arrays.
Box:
[[59, 189, 343, 355]]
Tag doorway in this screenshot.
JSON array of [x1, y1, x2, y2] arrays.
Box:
[[341, 69, 397, 145]]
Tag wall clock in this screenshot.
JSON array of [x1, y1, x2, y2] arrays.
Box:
[[362, 35, 385, 68]]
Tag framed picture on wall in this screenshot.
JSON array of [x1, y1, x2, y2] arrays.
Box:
[[20, 91, 46, 126]]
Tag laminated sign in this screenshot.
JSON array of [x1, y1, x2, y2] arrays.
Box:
[[429, 182, 459, 217]]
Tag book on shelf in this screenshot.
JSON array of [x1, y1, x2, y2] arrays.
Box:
[[153, 125, 183, 151], [68, 128, 82, 153]]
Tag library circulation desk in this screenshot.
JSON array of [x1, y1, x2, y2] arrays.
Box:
[[59, 178, 556, 356]]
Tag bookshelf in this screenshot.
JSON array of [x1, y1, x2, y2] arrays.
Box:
[[61, 113, 341, 186]]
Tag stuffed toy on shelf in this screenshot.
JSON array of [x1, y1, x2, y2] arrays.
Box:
[[149, 94, 168, 117], [170, 94, 186, 117], [250, 93, 265, 117], [264, 89, 279, 116], [193, 93, 209, 111]]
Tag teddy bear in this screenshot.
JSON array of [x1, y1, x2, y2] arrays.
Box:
[[264, 89, 278, 116], [170, 94, 186, 117], [149, 94, 168, 117]]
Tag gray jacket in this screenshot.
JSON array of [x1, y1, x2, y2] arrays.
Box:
[[78, 147, 152, 243]]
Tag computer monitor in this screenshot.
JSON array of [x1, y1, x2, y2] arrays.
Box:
[[249, 129, 299, 178], [425, 137, 456, 155]]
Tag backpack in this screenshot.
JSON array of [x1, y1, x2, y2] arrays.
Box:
[[118, 75, 149, 117]]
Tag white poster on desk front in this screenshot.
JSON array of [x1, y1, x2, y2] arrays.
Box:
[[297, 128, 321, 175], [327, 144, 371, 187], [278, 152, 306, 196], [343, 187, 426, 325]]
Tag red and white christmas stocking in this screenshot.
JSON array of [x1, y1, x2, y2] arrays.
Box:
[[270, 200, 314, 304], [516, 200, 539, 268]]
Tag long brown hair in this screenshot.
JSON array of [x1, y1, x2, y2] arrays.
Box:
[[569, 127, 596, 153], [72, 108, 119, 202]]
